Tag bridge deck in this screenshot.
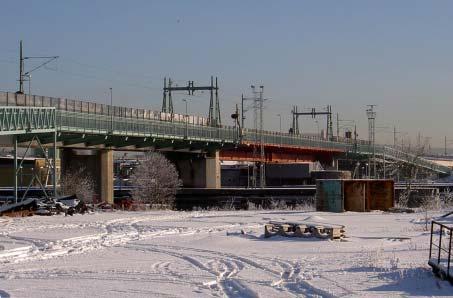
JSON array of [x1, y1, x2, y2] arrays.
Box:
[[1, 91, 450, 174]]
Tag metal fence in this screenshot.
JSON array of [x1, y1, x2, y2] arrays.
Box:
[[0, 106, 56, 135], [57, 110, 238, 142], [0, 91, 209, 126], [429, 220, 453, 284]]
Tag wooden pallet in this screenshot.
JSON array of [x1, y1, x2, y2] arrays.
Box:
[[265, 221, 345, 240]]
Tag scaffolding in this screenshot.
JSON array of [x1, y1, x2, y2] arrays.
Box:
[[0, 106, 57, 203]]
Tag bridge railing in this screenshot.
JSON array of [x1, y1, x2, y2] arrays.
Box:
[[0, 106, 56, 135], [351, 144, 451, 174], [1, 91, 451, 173], [0, 91, 210, 126], [57, 110, 238, 142], [242, 129, 359, 151], [380, 146, 451, 173]]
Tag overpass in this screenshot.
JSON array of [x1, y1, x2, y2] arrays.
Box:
[[0, 91, 450, 203]]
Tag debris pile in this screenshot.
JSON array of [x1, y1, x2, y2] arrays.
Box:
[[0, 195, 98, 217], [35, 195, 89, 216]]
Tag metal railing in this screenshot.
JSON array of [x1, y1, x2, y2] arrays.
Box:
[[0, 91, 209, 126], [429, 220, 453, 283], [57, 110, 238, 143], [0, 106, 56, 135], [378, 146, 451, 174]]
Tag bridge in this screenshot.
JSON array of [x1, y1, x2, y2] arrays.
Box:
[[0, 91, 450, 203]]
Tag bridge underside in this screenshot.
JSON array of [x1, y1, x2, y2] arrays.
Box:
[[17, 132, 229, 152], [12, 133, 349, 202], [14, 132, 226, 203]]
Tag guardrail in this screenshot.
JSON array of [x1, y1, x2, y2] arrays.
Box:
[[0, 106, 56, 135], [429, 220, 453, 284]]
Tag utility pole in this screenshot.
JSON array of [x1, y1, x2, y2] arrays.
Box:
[[249, 85, 268, 188], [394, 126, 397, 148], [250, 86, 258, 188], [162, 77, 168, 113], [18, 40, 24, 94], [259, 86, 265, 188], [327, 105, 333, 140], [336, 113, 339, 139], [277, 114, 282, 146], [16, 40, 58, 95], [366, 105, 376, 179], [444, 136, 453, 156], [241, 94, 245, 129]]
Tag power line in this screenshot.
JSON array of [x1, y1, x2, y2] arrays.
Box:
[[46, 67, 161, 92], [64, 57, 164, 81]]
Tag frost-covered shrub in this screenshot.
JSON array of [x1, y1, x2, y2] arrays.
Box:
[[59, 166, 95, 203], [130, 152, 181, 208]]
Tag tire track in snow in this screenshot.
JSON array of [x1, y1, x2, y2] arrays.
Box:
[[0, 216, 254, 264], [126, 243, 260, 298], [273, 259, 339, 298], [147, 244, 349, 298]]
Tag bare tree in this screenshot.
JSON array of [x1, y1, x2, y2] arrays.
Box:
[[59, 166, 95, 203], [129, 152, 181, 208]]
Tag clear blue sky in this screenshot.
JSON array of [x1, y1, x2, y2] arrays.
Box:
[[1, 1, 453, 148]]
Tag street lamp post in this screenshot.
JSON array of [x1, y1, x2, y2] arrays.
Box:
[[182, 98, 190, 138], [277, 114, 282, 146], [26, 74, 31, 97], [109, 88, 113, 132]]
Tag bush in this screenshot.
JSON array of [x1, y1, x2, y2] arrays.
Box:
[[129, 152, 181, 208], [59, 166, 95, 203]]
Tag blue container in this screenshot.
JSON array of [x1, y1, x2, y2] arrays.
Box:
[[315, 179, 344, 212]]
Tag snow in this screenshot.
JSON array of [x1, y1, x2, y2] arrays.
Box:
[[0, 210, 452, 297]]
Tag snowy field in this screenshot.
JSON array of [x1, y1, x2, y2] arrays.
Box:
[[0, 210, 452, 297]]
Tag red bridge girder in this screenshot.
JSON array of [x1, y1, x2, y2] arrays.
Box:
[[220, 142, 344, 164]]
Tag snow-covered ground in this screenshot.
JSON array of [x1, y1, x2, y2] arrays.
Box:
[[0, 210, 452, 297]]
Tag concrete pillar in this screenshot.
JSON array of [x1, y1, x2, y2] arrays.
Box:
[[205, 150, 221, 189], [167, 151, 221, 188], [100, 149, 114, 204]]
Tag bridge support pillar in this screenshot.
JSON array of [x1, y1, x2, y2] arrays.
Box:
[[205, 150, 220, 189], [100, 149, 114, 204], [168, 150, 220, 188], [61, 148, 114, 204]]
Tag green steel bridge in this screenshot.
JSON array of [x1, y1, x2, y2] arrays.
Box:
[[0, 91, 450, 176]]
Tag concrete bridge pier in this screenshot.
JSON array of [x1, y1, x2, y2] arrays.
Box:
[[61, 148, 114, 204], [100, 149, 114, 204], [168, 150, 220, 188], [205, 150, 221, 188]]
